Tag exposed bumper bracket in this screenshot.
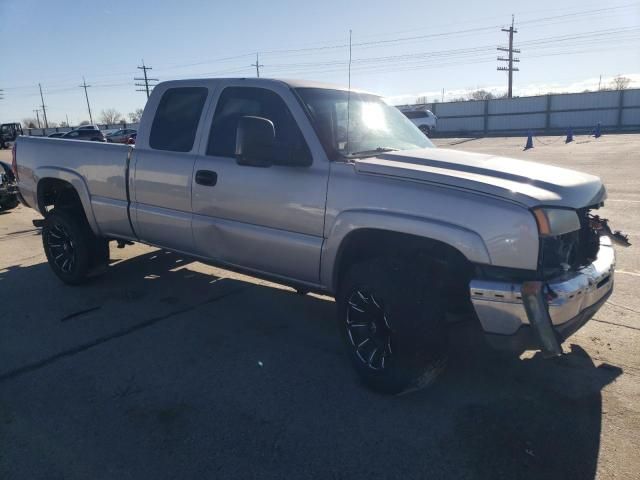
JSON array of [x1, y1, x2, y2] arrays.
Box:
[[521, 281, 562, 357]]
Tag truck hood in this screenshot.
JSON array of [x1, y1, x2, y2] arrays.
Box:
[[354, 147, 606, 209]]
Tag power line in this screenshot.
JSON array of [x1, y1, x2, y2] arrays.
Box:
[[38, 83, 49, 128], [497, 15, 520, 98], [0, 2, 637, 94], [251, 53, 264, 77], [0, 3, 638, 107], [79, 77, 93, 124], [135, 60, 158, 99]]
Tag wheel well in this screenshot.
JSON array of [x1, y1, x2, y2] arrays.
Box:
[[37, 178, 84, 215], [334, 229, 474, 310]]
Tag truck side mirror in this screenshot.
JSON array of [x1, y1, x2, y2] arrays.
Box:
[[235, 116, 275, 167]]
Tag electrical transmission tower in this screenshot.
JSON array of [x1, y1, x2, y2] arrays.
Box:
[[79, 77, 94, 124], [497, 15, 520, 98], [251, 53, 264, 78], [135, 60, 158, 99]]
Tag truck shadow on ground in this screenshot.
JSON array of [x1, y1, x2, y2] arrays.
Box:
[[0, 249, 623, 480]]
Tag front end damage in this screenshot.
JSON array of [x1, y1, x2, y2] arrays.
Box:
[[469, 207, 624, 356]]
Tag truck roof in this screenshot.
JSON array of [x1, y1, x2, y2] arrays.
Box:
[[155, 78, 376, 95]]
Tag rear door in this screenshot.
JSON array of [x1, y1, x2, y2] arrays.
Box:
[[191, 82, 329, 285], [131, 85, 209, 252]]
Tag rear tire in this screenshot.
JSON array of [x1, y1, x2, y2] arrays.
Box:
[[42, 209, 108, 285], [337, 256, 449, 394]]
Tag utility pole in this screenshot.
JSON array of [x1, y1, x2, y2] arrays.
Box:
[[33, 109, 42, 128], [598, 74, 602, 91], [497, 15, 520, 98], [135, 60, 158, 99], [79, 77, 94, 124], [66, 114, 70, 127], [38, 83, 49, 128], [251, 53, 263, 78]]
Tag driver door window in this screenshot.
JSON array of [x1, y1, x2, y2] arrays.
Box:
[[207, 87, 311, 166]]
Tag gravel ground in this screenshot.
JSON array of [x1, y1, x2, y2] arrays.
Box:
[[1, 135, 638, 480]]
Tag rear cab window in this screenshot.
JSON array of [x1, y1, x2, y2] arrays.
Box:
[[149, 87, 208, 152]]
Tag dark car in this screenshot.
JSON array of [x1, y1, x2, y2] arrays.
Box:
[[126, 132, 137, 145], [106, 128, 137, 143], [62, 129, 106, 142], [47, 132, 66, 138], [0, 123, 23, 149], [76, 125, 101, 131], [0, 161, 19, 211]]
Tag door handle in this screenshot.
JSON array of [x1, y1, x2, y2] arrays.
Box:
[[195, 170, 218, 186]]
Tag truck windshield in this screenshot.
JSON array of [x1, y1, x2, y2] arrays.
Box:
[[295, 88, 433, 159]]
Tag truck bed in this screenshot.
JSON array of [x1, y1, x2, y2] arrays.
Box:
[[16, 136, 134, 239]]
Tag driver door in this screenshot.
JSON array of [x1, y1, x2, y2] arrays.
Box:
[[191, 83, 329, 285]]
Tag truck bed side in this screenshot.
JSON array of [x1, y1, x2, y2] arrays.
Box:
[[15, 136, 134, 239]]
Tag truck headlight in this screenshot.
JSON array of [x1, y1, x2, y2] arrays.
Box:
[[532, 207, 581, 236]]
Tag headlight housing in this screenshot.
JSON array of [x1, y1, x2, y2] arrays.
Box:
[[532, 207, 581, 236]]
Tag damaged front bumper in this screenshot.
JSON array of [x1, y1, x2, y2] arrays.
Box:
[[469, 236, 615, 356]]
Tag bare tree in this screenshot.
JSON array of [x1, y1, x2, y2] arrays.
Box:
[[22, 118, 39, 128], [79, 120, 91, 126], [610, 75, 631, 90], [99, 108, 122, 124], [415, 96, 428, 104], [469, 89, 494, 100], [128, 108, 144, 123], [59, 121, 70, 127]]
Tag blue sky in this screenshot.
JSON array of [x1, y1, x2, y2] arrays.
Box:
[[1, 0, 638, 125]]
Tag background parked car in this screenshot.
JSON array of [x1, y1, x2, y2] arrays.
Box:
[[62, 129, 106, 142], [0, 161, 19, 211], [398, 107, 437, 135], [47, 132, 66, 138], [106, 128, 137, 143], [0, 123, 23, 149]]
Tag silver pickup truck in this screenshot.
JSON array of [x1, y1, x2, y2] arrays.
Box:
[[13, 78, 615, 393]]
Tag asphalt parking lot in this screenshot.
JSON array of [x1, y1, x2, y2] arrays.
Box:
[[1, 134, 639, 480]]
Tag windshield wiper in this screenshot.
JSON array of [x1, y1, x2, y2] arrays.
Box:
[[346, 147, 398, 157]]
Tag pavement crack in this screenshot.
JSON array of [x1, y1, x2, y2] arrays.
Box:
[[0, 284, 249, 383], [592, 317, 640, 331], [607, 301, 640, 316], [60, 306, 102, 322]]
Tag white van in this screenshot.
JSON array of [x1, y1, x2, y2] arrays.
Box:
[[398, 107, 437, 135]]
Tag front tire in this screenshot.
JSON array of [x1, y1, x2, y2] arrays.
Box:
[[337, 257, 449, 394], [419, 125, 432, 136], [42, 209, 107, 285]]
